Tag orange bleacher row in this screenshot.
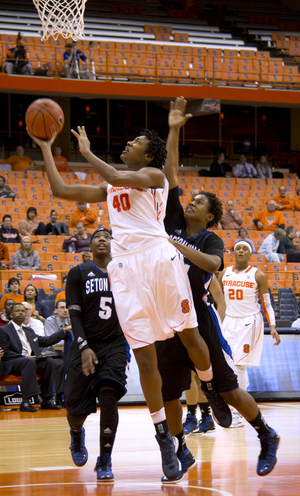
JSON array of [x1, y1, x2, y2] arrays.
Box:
[[0, 171, 108, 288], [272, 32, 300, 57], [0, 34, 298, 84], [178, 174, 300, 224]]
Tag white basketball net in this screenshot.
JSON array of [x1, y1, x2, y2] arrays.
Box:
[[33, 0, 87, 41]]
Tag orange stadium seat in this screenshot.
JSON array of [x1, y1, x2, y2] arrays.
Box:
[[155, 33, 170, 42], [131, 43, 146, 54], [40, 261, 63, 271], [192, 47, 207, 56], [268, 280, 285, 292], [239, 50, 255, 59], [65, 253, 82, 263], [61, 261, 78, 272], [46, 253, 66, 263], [177, 46, 193, 57], [35, 235, 57, 245], [190, 69, 205, 80], [266, 262, 286, 272], [176, 53, 192, 62], [223, 253, 232, 266]]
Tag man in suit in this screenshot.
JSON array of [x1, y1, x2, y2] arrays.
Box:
[[0, 302, 67, 412]]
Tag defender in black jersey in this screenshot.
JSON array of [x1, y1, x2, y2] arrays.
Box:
[[157, 97, 280, 478], [65, 228, 129, 481]]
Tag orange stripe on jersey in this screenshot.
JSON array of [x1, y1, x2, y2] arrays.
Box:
[[150, 188, 162, 221], [261, 293, 271, 326], [244, 265, 252, 273]]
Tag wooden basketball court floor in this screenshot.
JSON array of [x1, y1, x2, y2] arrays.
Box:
[[0, 402, 299, 496]]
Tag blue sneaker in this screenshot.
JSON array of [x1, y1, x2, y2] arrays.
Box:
[[178, 448, 196, 473], [192, 415, 215, 435], [201, 386, 232, 428], [161, 448, 196, 484], [257, 428, 280, 476], [95, 453, 114, 481], [156, 431, 181, 482], [183, 413, 198, 436], [70, 427, 88, 467]]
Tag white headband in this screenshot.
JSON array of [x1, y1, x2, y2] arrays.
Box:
[[234, 240, 252, 253]]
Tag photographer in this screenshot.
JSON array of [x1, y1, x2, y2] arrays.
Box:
[[63, 42, 92, 79], [4, 33, 32, 75]]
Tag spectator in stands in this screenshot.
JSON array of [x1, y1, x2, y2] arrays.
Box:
[[12, 237, 41, 271], [69, 202, 97, 229], [63, 221, 92, 253], [63, 42, 92, 80], [236, 227, 256, 254], [1, 215, 21, 243], [0, 146, 36, 171], [0, 238, 9, 267], [0, 299, 15, 326], [82, 251, 91, 263], [233, 154, 257, 178], [210, 152, 232, 177], [3, 34, 32, 76], [21, 301, 44, 337], [23, 283, 49, 322], [53, 145, 69, 172], [256, 155, 272, 179], [46, 209, 69, 236], [0, 277, 24, 312], [277, 226, 300, 263], [266, 186, 294, 210], [55, 275, 67, 305], [253, 200, 285, 231], [19, 207, 47, 236], [294, 188, 300, 211], [0, 302, 65, 412], [257, 228, 285, 262], [43, 299, 72, 407], [220, 200, 243, 230], [0, 176, 16, 199]]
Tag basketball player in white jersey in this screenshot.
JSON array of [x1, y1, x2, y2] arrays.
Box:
[[27, 120, 231, 483], [219, 240, 281, 425]]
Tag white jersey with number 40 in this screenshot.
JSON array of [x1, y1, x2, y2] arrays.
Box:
[[222, 265, 260, 318], [106, 178, 169, 255]]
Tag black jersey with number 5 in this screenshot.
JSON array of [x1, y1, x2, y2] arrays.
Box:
[[66, 261, 124, 349]]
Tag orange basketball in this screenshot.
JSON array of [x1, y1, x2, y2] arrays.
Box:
[[25, 98, 64, 140]]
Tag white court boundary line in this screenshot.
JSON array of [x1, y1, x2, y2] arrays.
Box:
[[0, 481, 233, 495]]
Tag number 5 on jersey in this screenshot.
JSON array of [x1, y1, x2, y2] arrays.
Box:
[[99, 297, 112, 319]]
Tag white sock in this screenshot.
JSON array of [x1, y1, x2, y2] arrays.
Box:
[[196, 365, 213, 382], [150, 407, 166, 424]]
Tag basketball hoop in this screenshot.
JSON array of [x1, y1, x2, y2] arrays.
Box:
[[33, 0, 87, 41]]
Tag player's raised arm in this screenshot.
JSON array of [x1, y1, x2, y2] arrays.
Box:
[[164, 97, 192, 190], [27, 129, 107, 203], [71, 127, 164, 189]]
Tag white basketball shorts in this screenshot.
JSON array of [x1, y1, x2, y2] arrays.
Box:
[[108, 241, 198, 349], [222, 312, 264, 367]]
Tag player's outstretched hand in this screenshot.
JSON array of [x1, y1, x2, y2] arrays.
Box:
[[168, 96, 192, 130], [270, 325, 281, 346], [71, 126, 91, 156], [81, 348, 99, 376], [26, 127, 56, 149]]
